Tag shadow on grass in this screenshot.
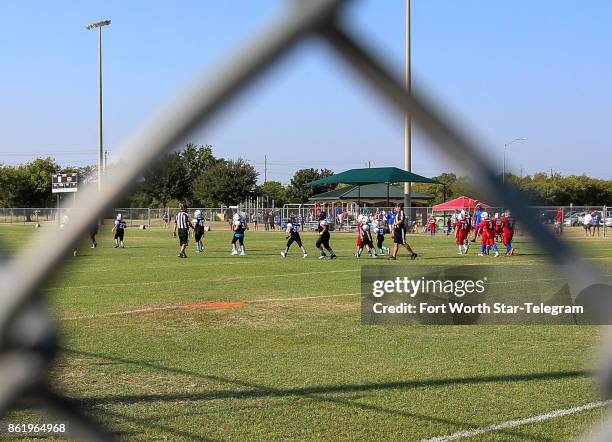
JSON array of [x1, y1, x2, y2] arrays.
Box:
[[60, 347, 587, 441]]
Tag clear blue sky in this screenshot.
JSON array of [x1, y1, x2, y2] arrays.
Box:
[[1, 0, 611, 182]]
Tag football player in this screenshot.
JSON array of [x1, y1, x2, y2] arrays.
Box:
[[454, 212, 470, 255], [316, 216, 336, 259], [193, 209, 206, 253], [112, 213, 126, 248], [501, 210, 516, 255], [372, 219, 389, 255], [478, 212, 499, 257], [493, 212, 504, 243], [281, 217, 308, 258], [231, 213, 247, 256], [356, 221, 376, 258]]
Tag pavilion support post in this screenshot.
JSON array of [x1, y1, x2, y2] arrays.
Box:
[[386, 183, 390, 207]]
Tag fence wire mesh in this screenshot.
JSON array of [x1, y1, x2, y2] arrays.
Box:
[[0, 0, 610, 439]]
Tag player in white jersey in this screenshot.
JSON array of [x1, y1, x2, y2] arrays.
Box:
[[281, 218, 308, 258], [231, 213, 247, 256], [112, 213, 127, 248], [193, 210, 206, 253]]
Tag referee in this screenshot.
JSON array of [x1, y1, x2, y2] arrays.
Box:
[[389, 202, 417, 261], [174, 203, 195, 258]]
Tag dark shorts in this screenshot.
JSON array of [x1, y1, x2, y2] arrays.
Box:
[[360, 237, 373, 248], [376, 234, 385, 248], [287, 234, 302, 248], [114, 229, 124, 241], [194, 228, 204, 242], [393, 228, 405, 245], [178, 228, 189, 246], [316, 232, 331, 249]]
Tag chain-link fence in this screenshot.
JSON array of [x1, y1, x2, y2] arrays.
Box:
[[3, 206, 608, 238], [0, 0, 611, 439]]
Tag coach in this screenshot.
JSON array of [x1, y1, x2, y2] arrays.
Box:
[[174, 203, 194, 258]]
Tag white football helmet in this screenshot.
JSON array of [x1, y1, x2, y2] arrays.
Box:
[[494, 212, 499, 219], [457, 212, 464, 221], [362, 224, 370, 231], [371, 220, 379, 229], [481, 212, 489, 220], [116, 213, 122, 221], [232, 213, 240, 221], [194, 210, 202, 218]]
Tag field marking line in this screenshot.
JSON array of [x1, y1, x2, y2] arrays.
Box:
[[419, 400, 612, 442], [58, 293, 360, 321]]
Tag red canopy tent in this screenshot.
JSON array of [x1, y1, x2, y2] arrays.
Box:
[[432, 196, 489, 211]]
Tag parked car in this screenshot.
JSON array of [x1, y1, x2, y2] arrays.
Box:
[[564, 212, 585, 226]]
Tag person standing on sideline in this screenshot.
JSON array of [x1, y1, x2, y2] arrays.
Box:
[[591, 210, 601, 237], [174, 203, 194, 258], [583, 211, 592, 237], [389, 203, 417, 261], [554, 208, 564, 235]]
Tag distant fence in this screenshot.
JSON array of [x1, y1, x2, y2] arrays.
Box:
[[1, 205, 607, 237]]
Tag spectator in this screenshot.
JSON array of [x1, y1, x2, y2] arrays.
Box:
[[336, 206, 343, 226], [583, 211, 592, 237], [591, 210, 601, 237], [554, 208, 564, 235]]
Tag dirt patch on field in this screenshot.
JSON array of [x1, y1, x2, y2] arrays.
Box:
[[184, 300, 245, 310]]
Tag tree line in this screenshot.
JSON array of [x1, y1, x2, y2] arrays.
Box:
[[0, 144, 610, 208]]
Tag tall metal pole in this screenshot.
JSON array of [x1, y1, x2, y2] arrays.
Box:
[[403, 0, 412, 211], [97, 26, 104, 193]]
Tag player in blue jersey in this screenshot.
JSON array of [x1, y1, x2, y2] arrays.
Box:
[[371, 219, 389, 255], [193, 210, 206, 253], [231, 212, 247, 256], [112, 213, 127, 248], [281, 217, 308, 258]]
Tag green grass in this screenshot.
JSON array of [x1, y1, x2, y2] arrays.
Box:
[[1, 224, 611, 441]]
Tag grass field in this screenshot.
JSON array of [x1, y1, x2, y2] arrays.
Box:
[[1, 224, 611, 441]]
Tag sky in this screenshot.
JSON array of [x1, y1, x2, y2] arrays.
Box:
[[1, 0, 611, 183]]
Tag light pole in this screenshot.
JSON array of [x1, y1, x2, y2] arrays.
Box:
[[502, 137, 527, 183], [85, 19, 111, 193], [403, 0, 412, 212]]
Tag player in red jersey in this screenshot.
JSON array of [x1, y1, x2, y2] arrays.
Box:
[[454, 212, 471, 254], [478, 212, 499, 257], [493, 212, 503, 242], [501, 210, 516, 255], [355, 214, 364, 257]]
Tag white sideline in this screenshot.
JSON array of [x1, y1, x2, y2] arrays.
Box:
[[58, 292, 360, 321], [419, 400, 612, 442]]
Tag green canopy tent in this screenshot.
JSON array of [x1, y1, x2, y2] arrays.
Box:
[[308, 167, 442, 206]]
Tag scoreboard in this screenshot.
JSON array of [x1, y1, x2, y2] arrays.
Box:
[[52, 173, 78, 193]]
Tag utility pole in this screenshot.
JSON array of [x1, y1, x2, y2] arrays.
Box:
[[404, 0, 412, 212], [264, 155, 267, 183]]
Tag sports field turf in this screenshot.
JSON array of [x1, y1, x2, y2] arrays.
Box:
[[1, 224, 611, 441]]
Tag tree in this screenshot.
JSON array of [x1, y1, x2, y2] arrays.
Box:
[[140, 152, 190, 208], [193, 158, 258, 207], [1, 158, 61, 208], [181, 143, 218, 184], [259, 181, 288, 206], [286, 168, 335, 203]]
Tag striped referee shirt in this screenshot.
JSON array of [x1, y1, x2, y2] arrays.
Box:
[[176, 211, 190, 229], [395, 210, 405, 228]]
